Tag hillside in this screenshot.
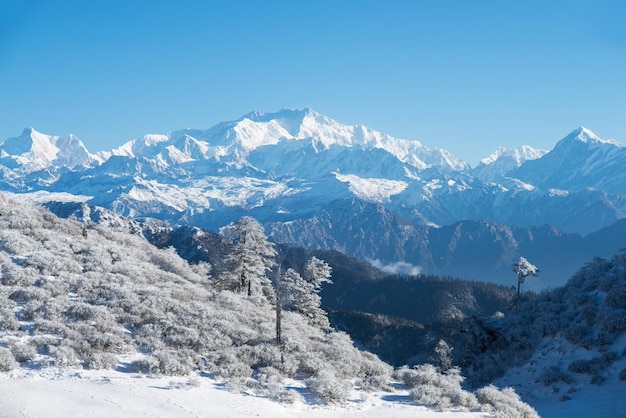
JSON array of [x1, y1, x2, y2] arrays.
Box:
[[0, 193, 541, 417]]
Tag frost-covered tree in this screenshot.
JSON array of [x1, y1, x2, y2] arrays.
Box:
[[512, 256, 539, 299], [282, 257, 332, 329], [221, 217, 277, 303], [433, 338, 453, 372], [303, 256, 333, 287]]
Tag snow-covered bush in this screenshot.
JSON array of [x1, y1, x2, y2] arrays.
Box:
[[10, 343, 36, 363], [538, 365, 573, 386], [0, 308, 19, 331], [154, 351, 192, 376], [0, 348, 17, 371], [84, 353, 118, 370], [398, 364, 479, 411], [356, 351, 393, 391], [306, 369, 352, 404], [50, 345, 79, 367], [1, 263, 36, 287], [475, 385, 539, 418], [568, 352, 617, 375], [131, 356, 161, 374]]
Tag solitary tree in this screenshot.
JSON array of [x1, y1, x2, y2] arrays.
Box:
[[221, 216, 277, 303], [512, 256, 539, 299]]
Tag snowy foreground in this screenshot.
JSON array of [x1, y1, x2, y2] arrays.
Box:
[[2, 369, 624, 418], [0, 368, 492, 418]]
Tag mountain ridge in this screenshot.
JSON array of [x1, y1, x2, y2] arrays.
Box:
[[2, 109, 625, 288]]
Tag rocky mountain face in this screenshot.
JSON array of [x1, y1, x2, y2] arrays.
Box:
[[2, 110, 625, 287]]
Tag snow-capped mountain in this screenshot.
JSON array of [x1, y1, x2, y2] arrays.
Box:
[[0, 127, 100, 173], [471, 145, 548, 182], [1, 111, 625, 285], [512, 127, 626, 193]]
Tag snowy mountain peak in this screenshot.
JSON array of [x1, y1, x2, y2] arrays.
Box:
[[0, 128, 97, 172], [479, 145, 547, 166], [472, 145, 547, 182], [228, 108, 468, 171], [561, 127, 621, 147]]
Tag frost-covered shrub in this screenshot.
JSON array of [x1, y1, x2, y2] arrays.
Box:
[[297, 349, 328, 376], [84, 353, 118, 370], [64, 303, 97, 321], [252, 366, 302, 404], [10, 343, 36, 363], [306, 369, 351, 404], [568, 353, 617, 375], [33, 317, 70, 337], [538, 365, 573, 386], [0, 289, 15, 309], [50, 345, 79, 367], [0, 308, 19, 331], [564, 324, 590, 346], [1, 263, 36, 286], [23, 251, 82, 276], [216, 359, 253, 380], [597, 314, 626, 345], [356, 351, 392, 391], [131, 356, 161, 374], [155, 351, 192, 376], [269, 388, 302, 404], [475, 385, 539, 418], [238, 343, 283, 371], [34, 297, 68, 321], [399, 365, 479, 411], [9, 287, 49, 303], [321, 332, 361, 379], [30, 335, 58, 353], [0, 348, 18, 371]]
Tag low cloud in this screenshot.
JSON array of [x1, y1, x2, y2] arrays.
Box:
[[368, 259, 422, 276]]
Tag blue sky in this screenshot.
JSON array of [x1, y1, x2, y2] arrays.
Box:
[[1, 0, 624, 166]]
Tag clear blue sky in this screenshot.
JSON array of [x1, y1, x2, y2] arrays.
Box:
[[1, 0, 624, 166]]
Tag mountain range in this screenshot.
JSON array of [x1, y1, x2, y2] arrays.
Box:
[[2, 109, 625, 287]]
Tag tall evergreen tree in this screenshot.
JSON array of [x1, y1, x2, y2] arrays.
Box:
[[221, 216, 277, 303], [282, 257, 332, 329]]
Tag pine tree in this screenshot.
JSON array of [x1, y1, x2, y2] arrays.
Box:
[[221, 216, 277, 303], [282, 257, 332, 329], [433, 338, 453, 371]]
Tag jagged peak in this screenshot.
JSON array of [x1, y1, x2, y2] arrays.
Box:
[[241, 107, 319, 123], [567, 127, 601, 142], [561, 127, 621, 147], [479, 145, 547, 166]]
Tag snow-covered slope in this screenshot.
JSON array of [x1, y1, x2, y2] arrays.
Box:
[[511, 127, 626, 193], [0, 194, 542, 417]]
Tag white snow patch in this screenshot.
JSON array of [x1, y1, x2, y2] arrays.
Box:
[[6, 191, 93, 204], [548, 188, 569, 197], [334, 173, 407, 203], [0, 368, 492, 418]]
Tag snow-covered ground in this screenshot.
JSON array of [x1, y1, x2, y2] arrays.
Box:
[[0, 368, 492, 418], [532, 382, 626, 418]]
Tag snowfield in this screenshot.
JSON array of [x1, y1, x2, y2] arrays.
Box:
[[0, 368, 492, 418]]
